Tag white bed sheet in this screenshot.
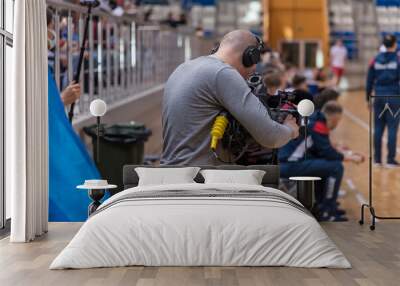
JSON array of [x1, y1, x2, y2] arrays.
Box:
[[50, 183, 351, 269]]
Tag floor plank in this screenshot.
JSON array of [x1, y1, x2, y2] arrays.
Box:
[[1, 222, 399, 286]]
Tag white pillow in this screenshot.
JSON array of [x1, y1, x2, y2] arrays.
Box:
[[200, 169, 266, 185], [135, 167, 200, 186]]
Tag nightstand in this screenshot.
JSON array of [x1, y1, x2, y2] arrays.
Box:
[[77, 180, 117, 216]]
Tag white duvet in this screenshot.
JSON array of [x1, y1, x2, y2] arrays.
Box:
[[50, 183, 351, 269]]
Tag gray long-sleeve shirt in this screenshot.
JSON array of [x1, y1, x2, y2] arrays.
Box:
[[160, 56, 294, 165]]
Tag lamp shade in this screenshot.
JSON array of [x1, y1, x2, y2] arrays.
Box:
[[297, 99, 315, 117], [89, 99, 107, 117]]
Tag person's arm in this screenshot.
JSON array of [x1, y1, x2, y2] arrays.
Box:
[[366, 58, 375, 101], [311, 121, 344, 161], [215, 67, 298, 149]]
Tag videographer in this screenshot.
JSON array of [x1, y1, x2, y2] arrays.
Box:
[[161, 30, 299, 165]]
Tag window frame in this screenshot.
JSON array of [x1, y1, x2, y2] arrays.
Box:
[[0, 0, 13, 232]]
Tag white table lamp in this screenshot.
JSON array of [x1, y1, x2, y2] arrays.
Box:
[[90, 99, 107, 164], [297, 99, 315, 160]]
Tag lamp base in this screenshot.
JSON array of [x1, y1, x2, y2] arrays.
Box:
[[88, 189, 105, 216]]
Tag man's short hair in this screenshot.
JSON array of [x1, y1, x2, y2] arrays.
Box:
[[383, 34, 397, 49], [314, 89, 340, 110], [292, 74, 306, 87], [263, 71, 282, 88], [219, 30, 259, 55], [321, 100, 343, 116]]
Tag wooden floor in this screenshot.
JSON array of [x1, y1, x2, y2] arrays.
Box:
[[1, 222, 400, 286]]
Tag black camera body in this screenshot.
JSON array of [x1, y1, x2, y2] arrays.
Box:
[[215, 74, 313, 164], [247, 74, 301, 124], [263, 90, 301, 125]]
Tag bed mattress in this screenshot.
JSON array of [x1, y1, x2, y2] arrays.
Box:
[[50, 183, 351, 269]]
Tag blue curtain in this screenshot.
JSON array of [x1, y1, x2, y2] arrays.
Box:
[[48, 67, 100, 222]]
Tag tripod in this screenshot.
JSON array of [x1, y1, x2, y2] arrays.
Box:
[[359, 95, 400, 230]]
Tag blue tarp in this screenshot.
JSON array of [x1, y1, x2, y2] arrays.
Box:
[[48, 67, 100, 222]]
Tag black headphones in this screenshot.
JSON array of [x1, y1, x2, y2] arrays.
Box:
[[210, 35, 265, 68]]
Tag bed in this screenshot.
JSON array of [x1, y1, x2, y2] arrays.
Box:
[[50, 165, 351, 269]]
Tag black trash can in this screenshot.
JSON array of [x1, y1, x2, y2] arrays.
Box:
[[83, 122, 152, 195]]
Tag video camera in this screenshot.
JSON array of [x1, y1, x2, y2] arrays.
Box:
[[210, 73, 314, 164], [265, 90, 302, 125], [247, 73, 313, 125]]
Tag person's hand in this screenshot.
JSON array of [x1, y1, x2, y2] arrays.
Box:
[[61, 82, 81, 106], [283, 114, 299, 138], [343, 150, 364, 164], [353, 151, 365, 163]]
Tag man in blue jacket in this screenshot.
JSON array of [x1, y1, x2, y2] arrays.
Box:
[[366, 34, 400, 167], [279, 101, 363, 221]]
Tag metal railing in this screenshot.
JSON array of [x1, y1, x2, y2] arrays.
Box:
[[46, 0, 213, 120]]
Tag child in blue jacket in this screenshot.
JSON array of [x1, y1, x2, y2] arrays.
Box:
[[279, 101, 363, 221]]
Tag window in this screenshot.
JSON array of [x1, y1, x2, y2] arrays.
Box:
[[305, 42, 319, 68], [281, 42, 301, 67], [0, 0, 14, 232], [280, 40, 321, 70]]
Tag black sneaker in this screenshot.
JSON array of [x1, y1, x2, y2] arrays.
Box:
[[335, 208, 347, 216], [386, 160, 400, 169]]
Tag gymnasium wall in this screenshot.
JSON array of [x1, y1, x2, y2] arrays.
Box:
[[263, 0, 330, 65]]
